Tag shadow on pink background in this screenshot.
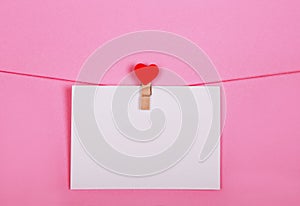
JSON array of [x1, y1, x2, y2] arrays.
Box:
[[0, 0, 299, 205]]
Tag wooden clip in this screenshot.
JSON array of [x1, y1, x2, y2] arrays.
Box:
[[133, 63, 159, 110], [140, 83, 152, 110]]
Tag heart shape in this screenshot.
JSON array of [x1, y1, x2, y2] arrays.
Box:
[[134, 63, 159, 85]]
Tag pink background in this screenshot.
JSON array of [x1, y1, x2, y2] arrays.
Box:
[[0, 0, 300, 205]]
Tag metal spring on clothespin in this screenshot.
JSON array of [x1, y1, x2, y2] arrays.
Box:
[[134, 63, 159, 110]]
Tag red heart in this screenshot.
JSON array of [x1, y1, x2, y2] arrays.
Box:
[[134, 63, 159, 85]]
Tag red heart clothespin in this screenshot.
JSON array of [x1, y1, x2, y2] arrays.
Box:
[[134, 63, 159, 110]]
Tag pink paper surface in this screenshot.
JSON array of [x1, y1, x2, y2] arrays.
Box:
[[0, 71, 300, 205], [0, 0, 299, 82], [0, 0, 300, 205]]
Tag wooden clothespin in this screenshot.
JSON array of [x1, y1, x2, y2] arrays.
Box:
[[140, 83, 152, 110], [134, 63, 159, 110]]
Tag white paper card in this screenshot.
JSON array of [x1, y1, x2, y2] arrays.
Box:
[[71, 86, 220, 189]]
